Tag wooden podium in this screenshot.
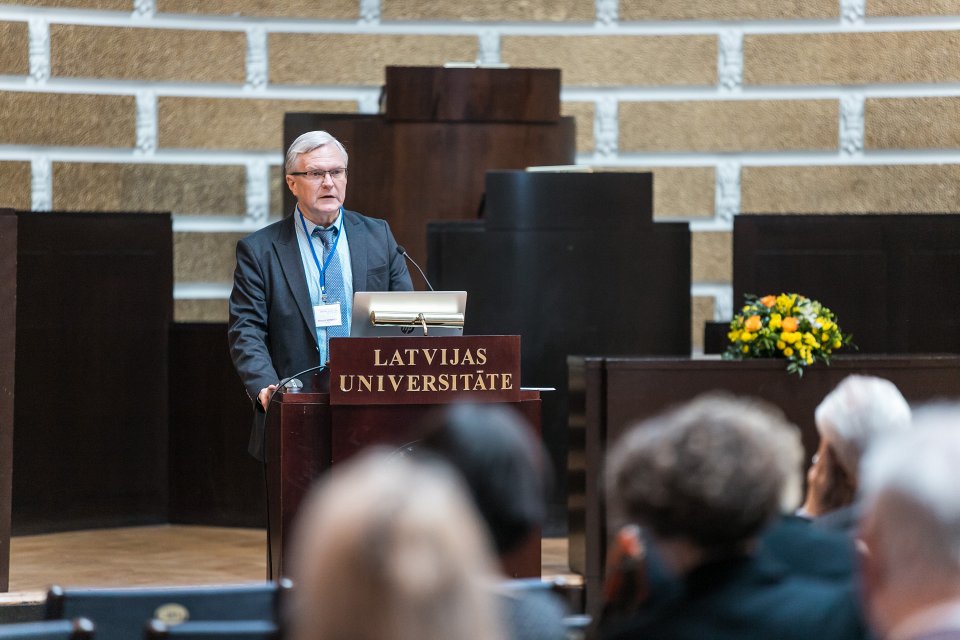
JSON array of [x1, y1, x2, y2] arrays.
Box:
[[265, 335, 541, 580]]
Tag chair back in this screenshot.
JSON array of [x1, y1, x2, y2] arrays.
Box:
[[143, 619, 278, 639], [45, 581, 289, 640], [0, 618, 94, 639]]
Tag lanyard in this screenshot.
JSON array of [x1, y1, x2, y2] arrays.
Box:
[[299, 209, 344, 300]]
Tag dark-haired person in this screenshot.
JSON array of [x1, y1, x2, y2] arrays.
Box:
[[416, 404, 569, 640], [602, 394, 868, 640]]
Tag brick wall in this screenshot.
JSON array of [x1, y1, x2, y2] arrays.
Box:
[[1, 0, 958, 349]]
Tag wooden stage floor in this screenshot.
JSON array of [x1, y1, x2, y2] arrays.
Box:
[[3, 525, 575, 604]]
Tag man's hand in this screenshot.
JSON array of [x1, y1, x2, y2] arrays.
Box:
[[258, 384, 279, 410]]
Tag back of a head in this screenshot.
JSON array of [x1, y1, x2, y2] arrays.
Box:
[[815, 374, 911, 479], [287, 451, 505, 640], [606, 393, 803, 550], [415, 403, 549, 556], [860, 405, 960, 589]]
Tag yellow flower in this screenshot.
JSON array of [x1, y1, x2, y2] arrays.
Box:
[[776, 340, 786, 350], [783, 347, 794, 357], [781, 331, 801, 345], [817, 318, 833, 331], [728, 329, 742, 342], [833, 339, 842, 349], [769, 313, 782, 330], [806, 356, 814, 365], [821, 332, 829, 342], [742, 345, 750, 354], [803, 333, 820, 348]]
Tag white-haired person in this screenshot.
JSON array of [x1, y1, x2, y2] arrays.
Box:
[[601, 393, 869, 640], [286, 450, 506, 640], [800, 374, 912, 533], [858, 405, 960, 640]]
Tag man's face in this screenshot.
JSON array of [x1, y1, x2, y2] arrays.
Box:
[[286, 144, 348, 226]]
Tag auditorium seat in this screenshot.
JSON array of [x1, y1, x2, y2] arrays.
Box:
[[0, 618, 94, 639], [144, 619, 278, 639], [44, 581, 290, 640]]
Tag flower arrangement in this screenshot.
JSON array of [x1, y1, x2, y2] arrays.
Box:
[[723, 293, 853, 376]]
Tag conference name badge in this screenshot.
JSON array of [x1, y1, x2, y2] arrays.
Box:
[[314, 303, 342, 327]]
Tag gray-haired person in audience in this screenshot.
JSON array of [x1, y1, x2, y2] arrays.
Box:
[[414, 404, 569, 640], [799, 374, 912, 533], [601, 393, 868, 640], [286, 450, 506, 640], [858, 406, 960, 640]]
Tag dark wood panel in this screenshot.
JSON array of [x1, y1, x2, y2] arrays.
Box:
[[733, 214, 960, 354], [12, 211, 172, 534], [0, 209, 16, 591], [167, 323, 266, 528], [385, 66, 561, 123], [428, 171, 691, 534], [567, 354, 960, 615], [283, 113, 576, 267]]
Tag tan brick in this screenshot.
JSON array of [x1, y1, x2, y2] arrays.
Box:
[[868, 0, 960, 15], [382, 0, 592, 21], [692, 231, 731, 283], [742, 165, 960, 213], [0, 22, 28, 75], [866, 97, 960, 149], [15, 0, 130, 7], [159, 97, 356, 151], [51, 25, 245, 83], [594, 167, 715, 218], [271, 165, 287, 216], [620, 100, 837, 152], [691, 295, 716, 353], [174, 298, 230, 322], [622, 0, 836, 19], [562, 101, 594, 154], [501, 35, 716, 87], [53, 163, 246, 215], [159, 0, 356, 18], [745, 32, 960, 85], [0, 162, 33, 210], [270, 34, 477, 86], [0, 93, 134, 147], [175, 231, 246, 283]]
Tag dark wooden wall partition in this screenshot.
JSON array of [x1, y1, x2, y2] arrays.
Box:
[[567, 354, 960, 615], [707, 214, 960, 353], [427, 171, 691, 531], [11, 211, 172, 535], [0, 209, 16, 591], [167, 324, 265, 528], [283, 66, 576, 268]]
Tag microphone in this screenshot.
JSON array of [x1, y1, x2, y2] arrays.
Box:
[[396, 245, 435, 292]]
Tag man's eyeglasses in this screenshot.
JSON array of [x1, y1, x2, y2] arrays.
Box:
[[288, 168, 348, 181]]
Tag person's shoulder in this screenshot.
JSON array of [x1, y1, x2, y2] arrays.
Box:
[[343, 209, 389, 229], [240, 217, 291, 246]]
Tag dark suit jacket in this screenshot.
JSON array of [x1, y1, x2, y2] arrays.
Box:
[[601, 534, 869, 640], [228, 209, 413, 459]]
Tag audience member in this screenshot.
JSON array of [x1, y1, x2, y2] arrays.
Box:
[[415, 404, 569, 640], [601, 393, 868, 640], [858, 406, 960, 640], [286, 450, 506, 640], [800, 374, 912, 533]]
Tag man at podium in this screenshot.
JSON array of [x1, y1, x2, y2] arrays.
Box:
[[228, 130, 413, 460]]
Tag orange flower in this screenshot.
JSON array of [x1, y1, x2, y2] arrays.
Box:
[[781, 316, 799, 332], [760, 295, 777, 308], [744, 315, 762, 333]]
